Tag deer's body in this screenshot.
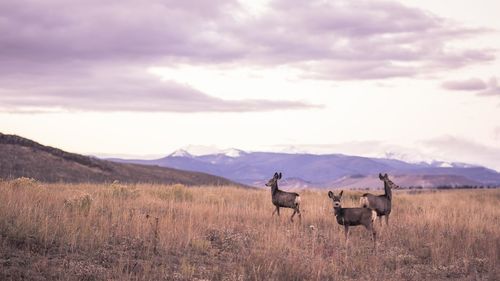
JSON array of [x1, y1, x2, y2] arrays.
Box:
[[360, 173, 399, 226], [329, 191, 377, 251], [266, 172, 301, 222], [272, 189, 301, 209], [334, 207, 376, 227], [360, 194, 391, 215]]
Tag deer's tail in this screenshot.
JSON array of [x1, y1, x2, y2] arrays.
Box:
[[360, 196, 369, 208], [371, 210, 377, 223], [294, 196, 301, 206]]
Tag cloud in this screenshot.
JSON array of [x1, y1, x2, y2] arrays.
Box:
[[0, 0, 496, 113], [442, 78, 487, 91], [442, 77, 500, 96], [420, 136, 500, 171], [477, 78, 500, 96], [0, 72, 317, 112], [494, 127, 500, 140], [2, 0, 493, 75], [0, 0, 317, 113], [269, 137, 500, 172], [0, 0, 242, 66], [232, 0, 494, 79], [268, 141, 435, 163]]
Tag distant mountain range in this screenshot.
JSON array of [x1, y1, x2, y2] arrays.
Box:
[[0, 133, 240, 186], [110, 148, 500, 188]]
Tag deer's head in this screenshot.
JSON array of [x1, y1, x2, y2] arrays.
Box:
[[328, 190, 343, 209], [265, 172, 281, 188], [379, 173, 399, 189]]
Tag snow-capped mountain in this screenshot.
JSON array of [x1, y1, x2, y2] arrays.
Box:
[[110, 148, 500, 188], [169, 149, 193, 158], [220, 148, 245, 158]]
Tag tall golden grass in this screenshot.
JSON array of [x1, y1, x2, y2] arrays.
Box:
[[0, 179, 498, 280]]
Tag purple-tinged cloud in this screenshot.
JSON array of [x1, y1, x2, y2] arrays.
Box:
[[477, 78, 500, 96], [0, 0, 244, 67], [421, 136, 500, 171], [442, 78, 487, 91], [0, 0, 497, 113], [494, 127, 500, 140], [231, 0, 494, 79], [0, 73, 318, 113], [1, 0, 494, 75], [442, 77, 500, 96]]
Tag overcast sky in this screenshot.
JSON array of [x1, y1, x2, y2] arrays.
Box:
[[1, 0, 500, 170]]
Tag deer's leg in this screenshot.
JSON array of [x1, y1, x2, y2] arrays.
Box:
[[344, 225, 350, 244], [385, 214, 390, 226], [365, 223, 377, 252], [379, 215, 383, 227], [296, 205, 302, 221], [272, 206, 280, 216], [290, 206, 301, 223]]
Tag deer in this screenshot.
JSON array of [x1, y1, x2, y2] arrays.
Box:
[[265, 172, 301, 222], [359, 173, 400, 226], [328, 190, 377, 251]]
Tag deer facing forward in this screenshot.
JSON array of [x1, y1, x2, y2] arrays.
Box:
[[266, 172, 301, 222], [328, 190, 377, 250]]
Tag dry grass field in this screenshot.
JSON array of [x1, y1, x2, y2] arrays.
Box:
[[0, 178, 499, 281]]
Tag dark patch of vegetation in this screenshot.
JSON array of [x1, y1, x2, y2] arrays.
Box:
[[0, 132, 241, 187]]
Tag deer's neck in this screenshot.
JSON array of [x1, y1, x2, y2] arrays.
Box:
[[384, 182, 392, 200], [334, 206, 343, 217], [271, 184, 279, 196]]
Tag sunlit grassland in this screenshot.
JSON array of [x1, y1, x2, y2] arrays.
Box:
[[1, 179, 498, 280]]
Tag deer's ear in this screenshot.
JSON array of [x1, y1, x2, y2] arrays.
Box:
[[274, 172, 278, 179], [328, 191, 334, 198], [379, 173, 384, 180], [278, 172, 282, 179], [384, 173, 388, 179], [339, 190, 343, 197]]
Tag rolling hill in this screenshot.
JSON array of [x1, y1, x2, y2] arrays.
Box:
[[111, 149, 500, 188], [0, 133, 240, 186]]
